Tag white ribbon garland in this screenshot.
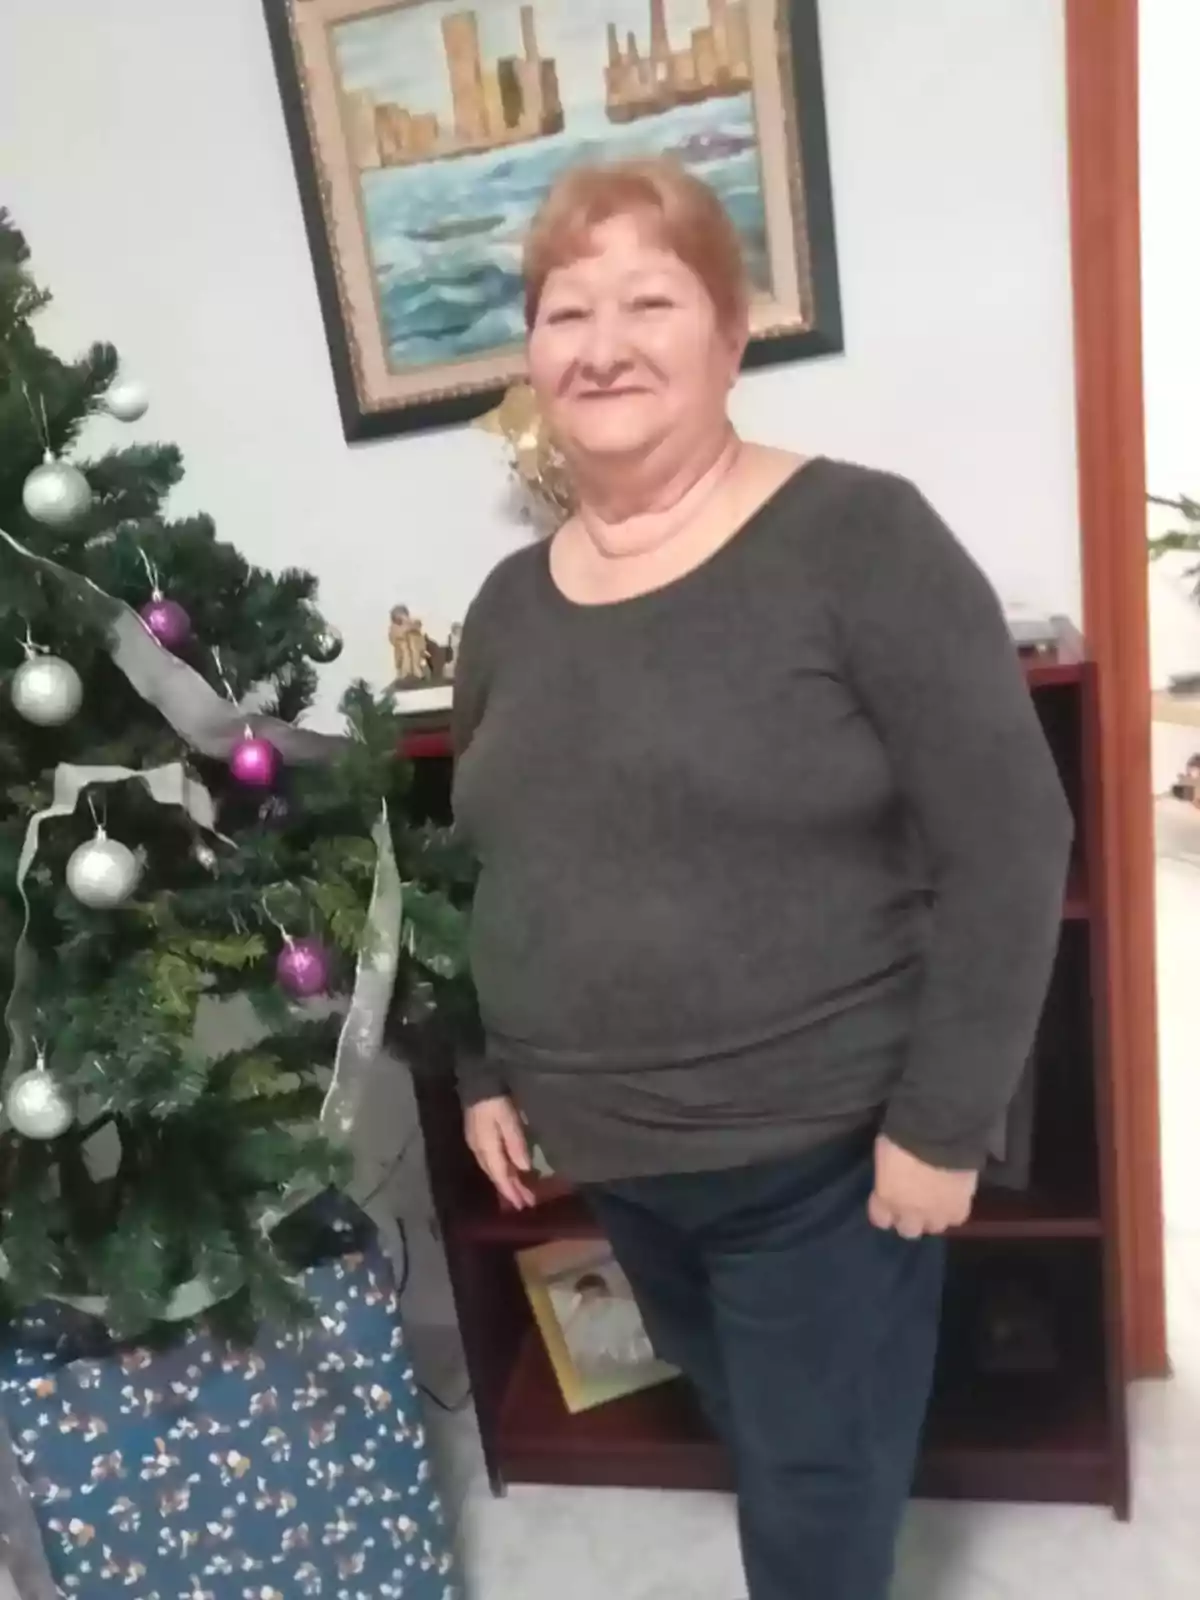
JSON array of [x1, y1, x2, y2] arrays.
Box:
[[0, 525, 345, 764], [259, 802, 402, 1241]]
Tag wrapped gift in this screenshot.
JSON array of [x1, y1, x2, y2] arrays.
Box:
[[0, 1196, 458, 1599]]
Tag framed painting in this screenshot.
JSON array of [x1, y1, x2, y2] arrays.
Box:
[[262, 0, 843, 440]]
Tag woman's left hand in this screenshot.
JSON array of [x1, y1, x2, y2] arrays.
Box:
[[868, 1135, 978, 1238]]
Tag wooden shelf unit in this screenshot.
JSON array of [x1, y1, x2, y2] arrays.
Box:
[[402, 625, 1130, 1516]]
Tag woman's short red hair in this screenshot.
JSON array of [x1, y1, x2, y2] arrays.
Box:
[[523, 158, 749, 334]]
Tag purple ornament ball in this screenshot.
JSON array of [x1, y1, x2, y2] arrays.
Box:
[[276, 937, 330, 998], [140, 596, 192, 651], [229, 734, 280, 788]]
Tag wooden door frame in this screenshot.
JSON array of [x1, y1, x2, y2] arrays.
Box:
[[1066, 0, 1167, 1378]]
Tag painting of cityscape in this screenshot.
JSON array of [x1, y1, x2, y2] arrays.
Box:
[[264, 0, 841, 439]]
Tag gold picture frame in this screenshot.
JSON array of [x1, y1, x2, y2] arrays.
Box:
[[517, 1237, 679, 1414], [262, 0, 843, 439]]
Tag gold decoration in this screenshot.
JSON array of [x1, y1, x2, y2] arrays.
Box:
[[474, 382, 575, 532], [444, 623, 463, 680]]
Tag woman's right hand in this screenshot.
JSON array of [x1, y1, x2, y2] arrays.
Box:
[[465, 1096, 536, 1210]]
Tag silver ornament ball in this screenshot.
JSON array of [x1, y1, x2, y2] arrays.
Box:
[[192, 839, 219, 873], [6, 1067, 74, 1140], [306, 623, 344, 664], [10, 655, 84, 726], [66, 832, 142, 909], [104, 376, 150, 423], [22, 457, 94, 527]]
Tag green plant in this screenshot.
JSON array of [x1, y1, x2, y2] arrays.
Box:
[[1148, 492, 1200, 568]]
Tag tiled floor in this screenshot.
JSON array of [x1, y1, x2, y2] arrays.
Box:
[[419, 839, 1200, 1599]]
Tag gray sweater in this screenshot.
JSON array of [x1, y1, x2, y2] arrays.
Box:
[[451, 459, 1073, 1184]]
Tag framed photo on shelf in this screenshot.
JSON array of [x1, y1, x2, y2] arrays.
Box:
[[261, 0, 844, 441], [517, 1238, 679, 1414]]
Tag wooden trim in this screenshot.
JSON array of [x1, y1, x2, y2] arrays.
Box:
[[1066, 0, 1167, 1378]]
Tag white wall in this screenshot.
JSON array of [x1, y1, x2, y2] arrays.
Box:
[[1141, 1, 1200, 795], [1141, 2, 1200, 1240], [0, 0, 1081, 728], [1142, 0, 1200, 507]]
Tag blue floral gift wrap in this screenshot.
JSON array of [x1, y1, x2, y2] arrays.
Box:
[[0, 1198, 459, 1599]]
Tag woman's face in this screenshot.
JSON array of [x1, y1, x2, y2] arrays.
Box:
[[527, 213, 744, 467]]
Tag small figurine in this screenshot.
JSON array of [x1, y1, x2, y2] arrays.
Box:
[[388, 605, 431, 686], [387, 607, 464, 693], [428, 639, 451, 679]]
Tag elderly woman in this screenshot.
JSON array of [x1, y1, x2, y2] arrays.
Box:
[[451, 159, 1072, 1600]]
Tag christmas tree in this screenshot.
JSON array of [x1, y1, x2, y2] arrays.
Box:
[[0, 211, 474, 1339]]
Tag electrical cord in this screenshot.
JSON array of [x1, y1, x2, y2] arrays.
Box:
[[350, 1129, 420, 1212], [393, 1214, 473, 1414], [354, 1142, 472, 1415]]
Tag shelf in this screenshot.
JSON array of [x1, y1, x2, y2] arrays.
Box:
[[1022, 652, 1086, 690], [916, 1362, 1114, 1505], [399, 650, 1087, 763], [400, 728, 452, 760], [1063, 854, 1090, 920], [495, 1327, 1114, 1505], [454, 1178, 1101, 1249], [955, 1185, 1102, 1240], [498, 1331, 723, 1492]]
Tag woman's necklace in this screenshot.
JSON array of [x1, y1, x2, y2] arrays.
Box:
[[576, 432, 744, 559]]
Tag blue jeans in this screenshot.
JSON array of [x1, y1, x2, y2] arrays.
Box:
[[583, 1132, 945, 1600]]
